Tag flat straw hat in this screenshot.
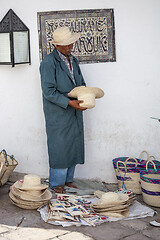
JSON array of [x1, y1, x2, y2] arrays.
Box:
[[10, 185, 52, 202], [9, 195, 47, 210], [98, 209, 129, 218], [69, 86, 104, 109], [93, 204, 130, 212], [14, 174, 48, 191], [52, 26, 80, 46], [9, 191, 49, 206]]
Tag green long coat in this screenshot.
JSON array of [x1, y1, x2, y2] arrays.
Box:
[[40, 48, 86, 169]]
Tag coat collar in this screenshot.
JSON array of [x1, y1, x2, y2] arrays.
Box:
[[52, 48, 75, 84]]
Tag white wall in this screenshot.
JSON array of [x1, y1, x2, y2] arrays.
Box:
[[0, 0, 160, 182]]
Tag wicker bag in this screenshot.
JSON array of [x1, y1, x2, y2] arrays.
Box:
[[114, 157, 143, 194], [112, 151, 160, 194], [0, 149, 18, 186], [140, 160, 160, 207]]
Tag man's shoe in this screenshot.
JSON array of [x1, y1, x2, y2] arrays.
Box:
[[150, 219, 160, 227]]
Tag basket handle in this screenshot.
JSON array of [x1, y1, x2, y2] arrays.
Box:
[[116, 161, 127, 190], [0, 162, 4, 173], [125, 157, 138, 167], [116, 161, 126, 170], [139, 150, 150, 160], [148, 155, 156, 161], [0, 150, 9, 166], [146, 160, 157, 170]]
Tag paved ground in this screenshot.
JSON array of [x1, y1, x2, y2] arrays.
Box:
[[0, 173, 160, 240]]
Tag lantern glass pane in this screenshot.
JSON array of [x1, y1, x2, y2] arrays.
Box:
[[0, 33, 11, 62], [13, 31, 29, 63]]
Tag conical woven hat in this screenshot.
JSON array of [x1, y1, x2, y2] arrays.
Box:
[[14, 174, 48, 191]]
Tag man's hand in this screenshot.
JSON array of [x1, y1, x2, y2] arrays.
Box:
[[68, 100, 87, 111]]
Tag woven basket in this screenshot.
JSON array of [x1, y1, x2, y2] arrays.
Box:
[[0, 149, 18, 186], [140, 160, 160, 207], [112, 151, 160, 194], [114, 158, 143, 194]]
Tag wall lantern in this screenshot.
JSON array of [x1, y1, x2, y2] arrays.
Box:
[[0, 9, 31, 67]]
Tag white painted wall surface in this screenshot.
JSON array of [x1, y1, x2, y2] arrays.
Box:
[[0, 0, 160, 182]]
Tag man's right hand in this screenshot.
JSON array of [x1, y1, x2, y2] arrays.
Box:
[[68, 100, 87, 111]]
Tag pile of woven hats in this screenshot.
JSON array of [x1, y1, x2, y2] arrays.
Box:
[[9, 174, 52, 209], [91, 191, 134, 218]]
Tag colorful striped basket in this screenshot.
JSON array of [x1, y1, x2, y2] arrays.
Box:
[[140, 160, 160, 207], [112, 151, 160, 194]]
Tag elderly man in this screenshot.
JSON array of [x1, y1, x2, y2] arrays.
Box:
[[40, 26, 86, 193]]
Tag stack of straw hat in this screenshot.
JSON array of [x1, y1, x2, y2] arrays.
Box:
[[91, 192, 133, 218], [9, 174, 52, 209]]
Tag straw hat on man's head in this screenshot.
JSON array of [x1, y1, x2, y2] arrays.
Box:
[[52, 26, 80, 46]]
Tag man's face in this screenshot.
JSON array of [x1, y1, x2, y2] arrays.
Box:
[[56, 43, 74, 56]]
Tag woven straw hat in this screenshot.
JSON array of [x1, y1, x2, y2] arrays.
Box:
[[92, 191, 131, 218], [52, 26, 80, 46], [92, 203, 129, 210], [69, 86, 104, 109], [14, 174, 48, 191], [10, 185, 52, 202], [9, 195, 47, 210], [92, 192, 129, 208], [100, 192, 128, 204], [98, 209, 129, 218], [9, 191, 49, 206]]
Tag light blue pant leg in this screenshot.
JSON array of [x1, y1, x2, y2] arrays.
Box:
[[49, 168, 67, 189], [49, 165, 76, 189], [66, 165, 76, 183]]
